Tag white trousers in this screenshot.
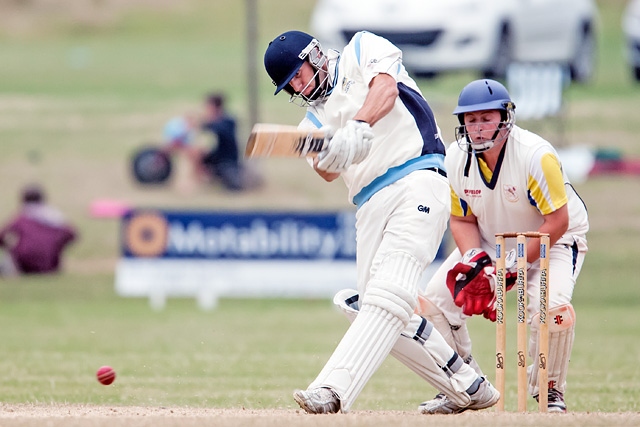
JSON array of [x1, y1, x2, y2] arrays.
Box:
[[355, 169, 451, 298], [307, 169, 454, 411]]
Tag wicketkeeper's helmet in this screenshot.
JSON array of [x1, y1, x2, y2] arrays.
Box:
[[453, 79, 515, 122], [453, 79, 516, 153]]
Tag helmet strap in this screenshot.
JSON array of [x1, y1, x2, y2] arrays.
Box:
[[286, 42, 332, 107], [289, 66, 329, 107], [456, 121, 509, 153], [490, 123, 503, 142]]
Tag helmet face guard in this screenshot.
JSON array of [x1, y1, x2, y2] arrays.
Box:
[[454, 104, 515, 153], [264, 31, 330, 107], [287, 65, 330, 107], [452, 79, 516, 153]]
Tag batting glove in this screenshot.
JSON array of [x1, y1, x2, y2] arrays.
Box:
[[297, 126, 333, 157], [316, 120, 374, 173]]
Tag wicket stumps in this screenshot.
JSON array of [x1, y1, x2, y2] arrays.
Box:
[[495, 232, 550, 412]]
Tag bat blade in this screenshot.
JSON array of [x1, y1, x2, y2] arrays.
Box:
[[245, 123, 328, 158]]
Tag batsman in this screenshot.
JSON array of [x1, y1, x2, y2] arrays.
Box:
[[264, 31, 500, 414], [418, 79, 589, 413]]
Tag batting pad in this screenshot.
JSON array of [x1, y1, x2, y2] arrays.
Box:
[[417, 295, 456, 349], [418, 296, 484, 376], [334, 289, 479, 408], [309, 251, 425, 412], [528, 303, 576, 396], [310, 294, 407, 413]]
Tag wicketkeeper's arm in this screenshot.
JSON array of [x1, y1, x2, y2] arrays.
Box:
[[449, 213, 483, 255], [530, 204, 569, 262]]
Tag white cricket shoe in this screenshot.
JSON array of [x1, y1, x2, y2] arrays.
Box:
[[293, 387, 340, 414], [419, 378, 500, 414]]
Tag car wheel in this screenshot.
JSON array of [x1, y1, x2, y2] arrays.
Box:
[[131, 146, 173, 184], [569, 24, 595, 83], [482, 25, 512, 80]]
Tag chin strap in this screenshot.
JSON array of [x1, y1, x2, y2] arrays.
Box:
[[463, 152, 472, 177]]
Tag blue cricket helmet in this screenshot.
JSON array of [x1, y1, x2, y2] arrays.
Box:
[[453, 79, 516, 153], [264, 30, 317, 95], [453, 79, 515, 123]]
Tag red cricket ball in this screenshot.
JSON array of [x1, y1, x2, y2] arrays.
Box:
[[96, 365, 116, 385]]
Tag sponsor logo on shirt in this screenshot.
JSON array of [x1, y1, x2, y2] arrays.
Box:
[[341, 77, 354, 94], [503, 184, 519, 202], [464, 189, 482, 197], [417, 205, 430, 213]]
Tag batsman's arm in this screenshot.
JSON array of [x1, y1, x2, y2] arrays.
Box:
[[312, 74, 395, 179], [312, 156, 341, 182], [352, 73, 398, 126]]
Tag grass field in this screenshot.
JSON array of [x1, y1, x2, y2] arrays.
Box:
[[1, 0, 640, 425]]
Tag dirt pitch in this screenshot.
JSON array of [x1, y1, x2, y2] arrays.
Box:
[[1, 405, 639, 427]]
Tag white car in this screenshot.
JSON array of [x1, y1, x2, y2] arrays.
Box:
[[310, 0, 597, 82], [623, 0, 640, 82]]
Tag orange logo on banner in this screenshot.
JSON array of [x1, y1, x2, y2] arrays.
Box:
[[125, 211, 168, 257]]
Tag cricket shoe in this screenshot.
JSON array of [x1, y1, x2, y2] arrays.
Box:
[[535, 388, 567, 413], [419, 377, 500, 414], [293, 387, 340, 414], [418, 393, 448, 414]]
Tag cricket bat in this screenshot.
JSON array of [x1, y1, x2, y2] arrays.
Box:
[[244, 123, 329, 158]]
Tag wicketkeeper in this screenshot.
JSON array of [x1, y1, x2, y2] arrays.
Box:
[[418, 79, 589, 413]]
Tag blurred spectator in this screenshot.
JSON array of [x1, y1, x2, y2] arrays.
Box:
[[151, 94, 263, 191], [162, 115, 196, 149], [161, 114, 207, 182], [0, 184, 77, 276], [200, 93, 262, 191]]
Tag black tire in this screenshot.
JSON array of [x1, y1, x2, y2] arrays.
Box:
[[482, 25, 512, 80], [131, 146, 172, 184], [569, 24, 596, 83]]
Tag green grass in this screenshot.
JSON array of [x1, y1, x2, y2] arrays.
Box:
[[0, 276, 344, 408], [0, 0, 639, 415], [1, 256, 639, 413]]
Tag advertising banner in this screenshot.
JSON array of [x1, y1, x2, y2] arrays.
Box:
[[115, 209, 357, 309]]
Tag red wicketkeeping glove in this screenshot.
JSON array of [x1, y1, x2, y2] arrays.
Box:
[[483, 309, 496, 321], [446, 249, 495, 317]]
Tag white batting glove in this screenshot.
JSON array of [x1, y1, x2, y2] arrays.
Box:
[[297, 126, 333, 157], [316, 120, 374, 173], [347, 120, 374, 164]]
